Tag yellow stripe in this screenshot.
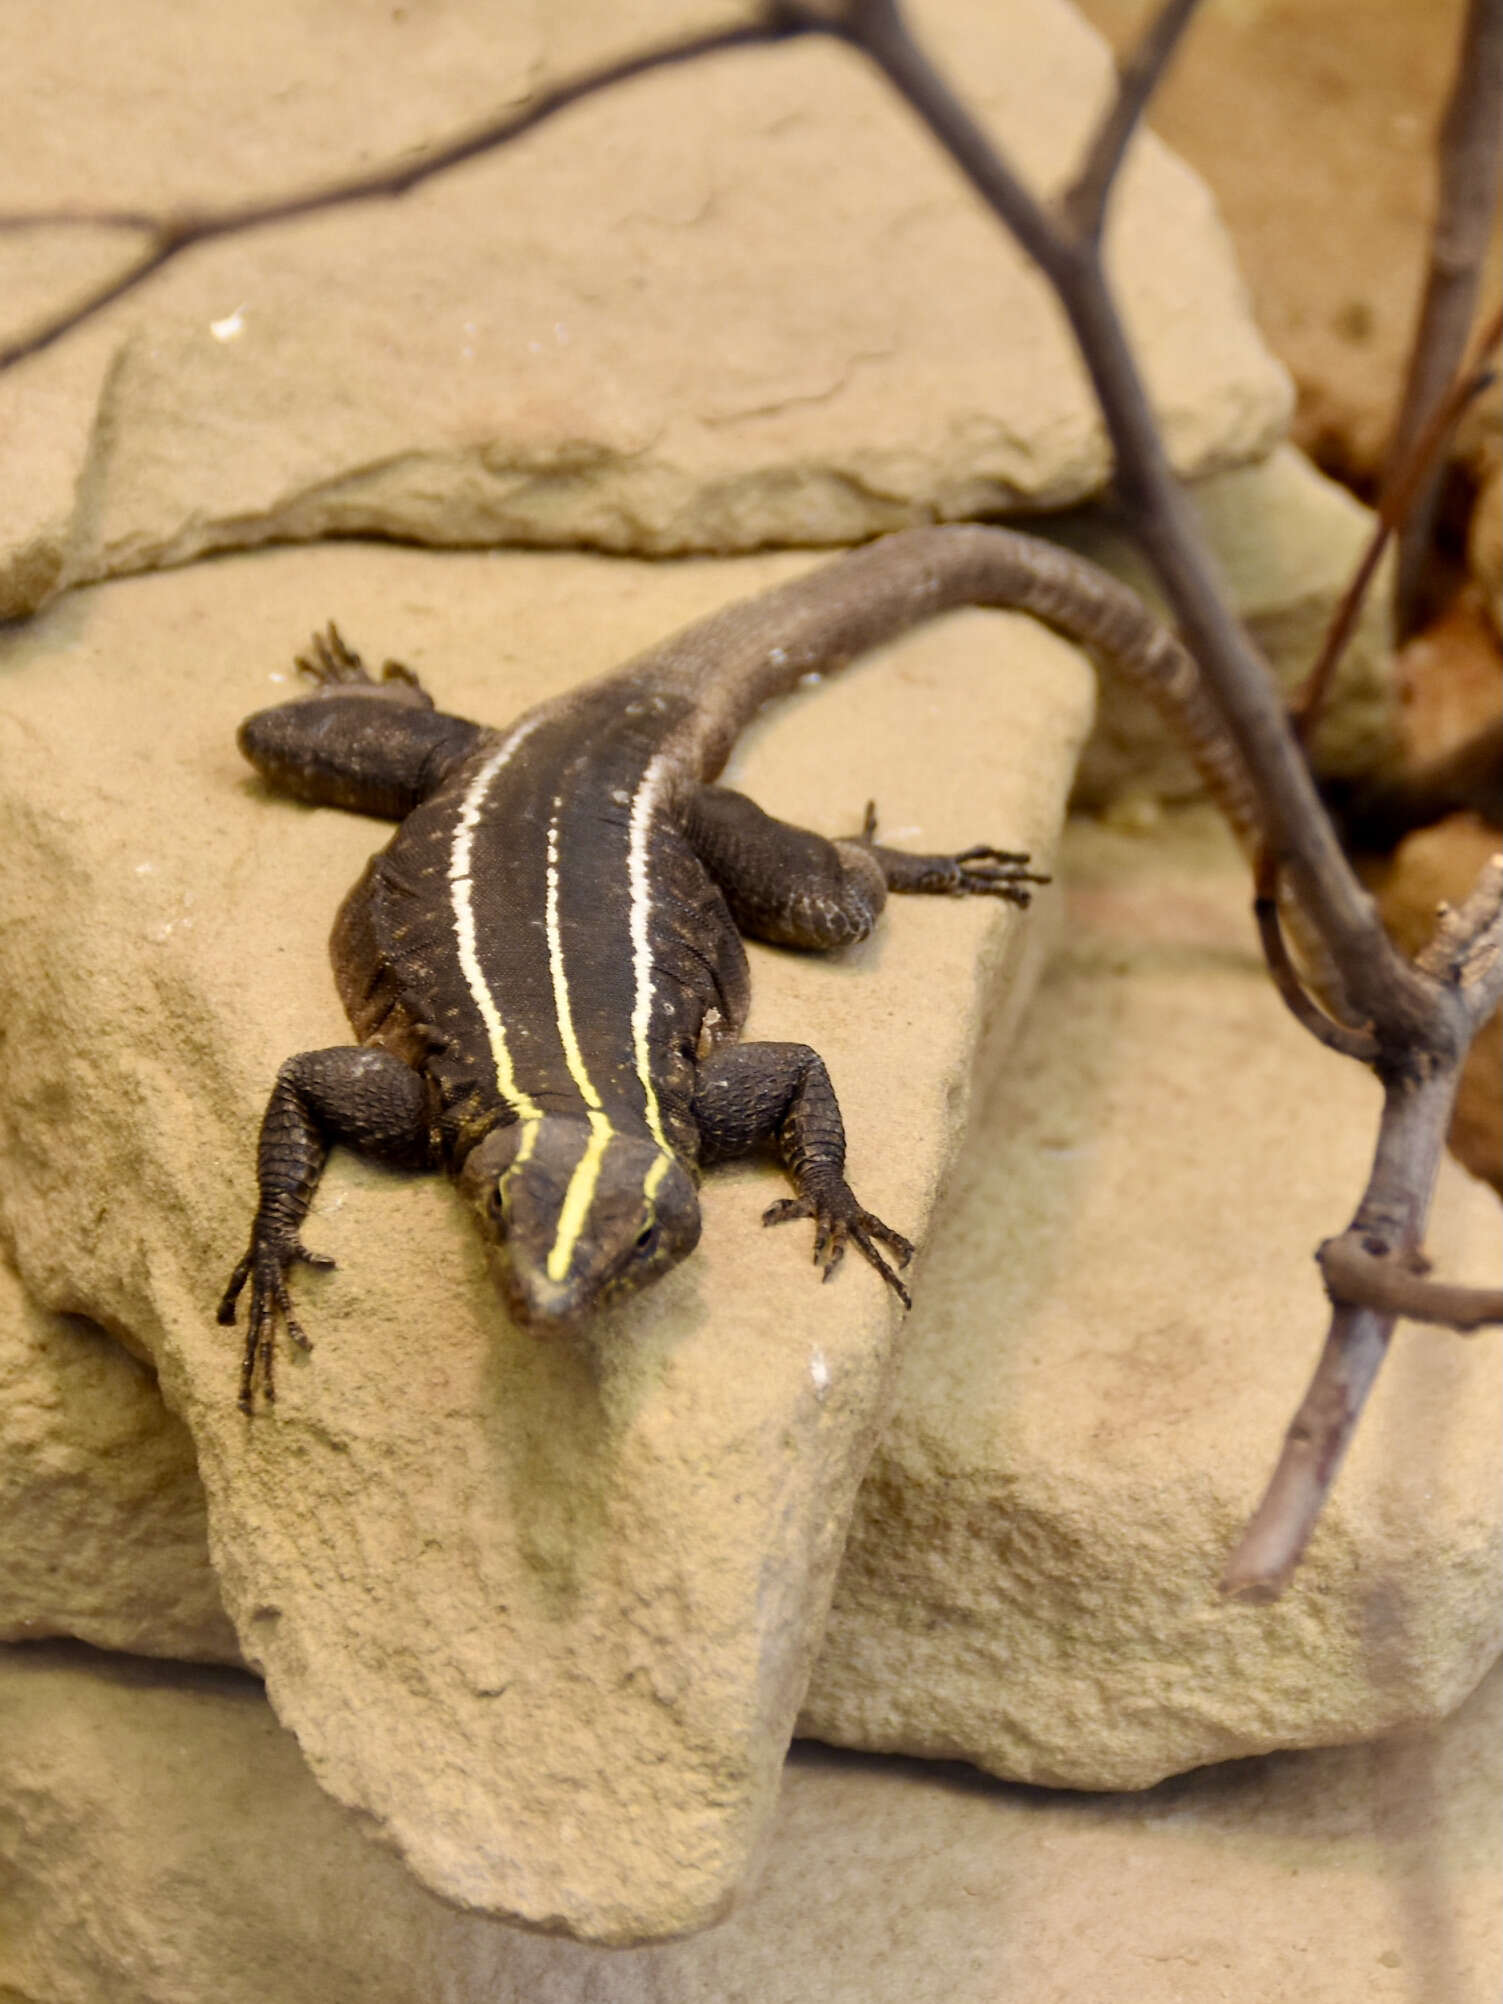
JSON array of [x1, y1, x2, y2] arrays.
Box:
[[449, 719, 547, 1136], [627, 755, 672, 1153], [546, 1114, 613, 1284], [643, 1151, 671, 1205]]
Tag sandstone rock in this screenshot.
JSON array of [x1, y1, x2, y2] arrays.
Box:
[[0, 1255, 238, 1665], [799, 809, 1503, 1788], [1054, 445, 1398, 807], [0, 0, 1290, 615], [1, 1640, 1497, 2002], [1393, 599, 1503, 774], [0, 539, 1090, 1939]]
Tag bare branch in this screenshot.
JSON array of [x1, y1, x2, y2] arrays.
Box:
[[1318, 1237, 1502, 1331], [0, 18, 800, 372], [832, 0, 1432, 1040], [1061, 0, 1205, 244], [1221, 1046, 1467, 1598], [1253, 890, 1379, 1062], [1388, 0, 1503, 636], [1220, 1300, 1397, 1600]]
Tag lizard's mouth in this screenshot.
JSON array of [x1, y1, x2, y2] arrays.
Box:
[[495, 1261, 595, 1333]]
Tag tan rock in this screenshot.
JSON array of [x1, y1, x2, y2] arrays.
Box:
[[0, 538, 1090, 1939], [1393, 599, 1503, 773], [0, 0, 1289, 614], [1, 1640, 1498, 2001], [1054, 445, 1398, 806], [799, 809, 1503, 1788], [0, 1255, 237, 1664]]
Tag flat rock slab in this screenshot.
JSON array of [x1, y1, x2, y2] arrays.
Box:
[[799, 810, 1503, 1787], [0, 540, 1090, 1939], [0, 0, 1290, 614], [1, 1641, 1497, 2003]]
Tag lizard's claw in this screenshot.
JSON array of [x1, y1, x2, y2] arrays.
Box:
[[762, 1186, 914, 1310], [847, 804, 1050, 909], [295, 623, 373, 687], [947, 845, 1052, 907], [217, 1231, 336, 1414], [295, 624, 427, 699]]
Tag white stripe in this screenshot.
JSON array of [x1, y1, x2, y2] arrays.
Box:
[[449, 716, 548, 1124], [543, 810, 606, 1116], [627, 754, 673, 1153]]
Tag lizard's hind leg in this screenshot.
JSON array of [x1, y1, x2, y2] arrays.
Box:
[[684, 783, 1048, 950]]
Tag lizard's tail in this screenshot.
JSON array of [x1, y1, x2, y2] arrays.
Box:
[[642, 522, 1355, 1010], [648, 523, 1266, 856]]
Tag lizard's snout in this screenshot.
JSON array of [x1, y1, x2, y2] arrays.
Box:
[[463, 1118, 701, 1329]]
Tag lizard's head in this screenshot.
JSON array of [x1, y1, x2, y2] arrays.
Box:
[[462, 1118, 700, 1328]]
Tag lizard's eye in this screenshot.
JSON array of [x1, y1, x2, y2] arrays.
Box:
[[488, 1180, 507, 1228], [634, 1222, 657, 1257]]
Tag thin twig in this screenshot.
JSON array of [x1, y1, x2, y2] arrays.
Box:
[[1061, 0, 1204, 244], [1292, 309, 1501, 742], [1221, 1053, 1465, 1597], [1388, 0, 1503, 636], [1253, 890, 1379, 1061], [1317, 1237, 1503, 1331], [1220, 1300, 1398, 1601], [0, 18, 800, 372]]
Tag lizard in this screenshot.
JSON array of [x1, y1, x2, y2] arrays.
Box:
[[219, 523, 1261, 1412]]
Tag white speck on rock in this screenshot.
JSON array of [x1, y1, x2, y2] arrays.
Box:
[[810, 1348, 829, 1400], [209, 307, 246, 342]]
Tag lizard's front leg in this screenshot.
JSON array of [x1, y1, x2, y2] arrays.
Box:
[[237, 625, 485, 820], [218, 1047, 440, 1411], [692, 1042, 913, 1307]]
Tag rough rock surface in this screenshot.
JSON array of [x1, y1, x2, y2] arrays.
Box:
[[1, 1641, 1497, 2004], [798, 810, 1503, 1788], [0, 1256, 238, 1665], [0, 0, 1291, 615], [0, 539, 1089, 1940], [1056, 445, 1398, 805]]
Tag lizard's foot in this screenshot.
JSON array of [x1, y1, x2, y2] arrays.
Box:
[[294, 624, 428, 700], [762, 1184, 914, 1310], [849, 801, 1050, 908], [217, 1231, 335, 1414]]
